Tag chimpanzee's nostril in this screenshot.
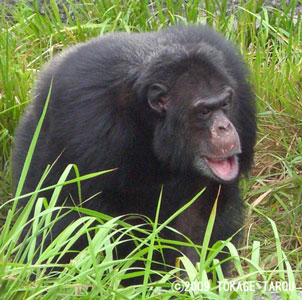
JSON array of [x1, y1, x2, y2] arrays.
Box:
[[218, 122, 231, 132]]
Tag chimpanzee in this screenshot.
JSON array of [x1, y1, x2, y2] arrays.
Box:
[[12, 25, 256, 278]]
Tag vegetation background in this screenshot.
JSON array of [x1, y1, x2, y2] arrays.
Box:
[[0, 0, 301, 299]]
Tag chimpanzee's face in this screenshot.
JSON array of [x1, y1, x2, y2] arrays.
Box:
[[148, 67, 241, 183]]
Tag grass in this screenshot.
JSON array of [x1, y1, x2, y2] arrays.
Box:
[[0, 0, 302, 298]]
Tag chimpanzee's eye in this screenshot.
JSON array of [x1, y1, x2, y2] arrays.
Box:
[[200, 107, 211, 115], [222, 98, 231, 108]]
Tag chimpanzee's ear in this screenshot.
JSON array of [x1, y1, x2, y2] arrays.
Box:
[[147, 83, 168, 114]]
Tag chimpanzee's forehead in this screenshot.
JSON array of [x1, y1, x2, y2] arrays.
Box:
[[173, 67, 232, 100]]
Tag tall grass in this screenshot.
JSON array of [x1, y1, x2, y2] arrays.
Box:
[[0, 0, 301, 298]]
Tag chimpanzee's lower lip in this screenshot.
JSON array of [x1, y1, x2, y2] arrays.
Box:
[[205, 155, 239, 182]]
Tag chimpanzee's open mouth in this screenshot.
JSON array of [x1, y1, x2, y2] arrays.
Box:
[[205, 155, 239, 182]]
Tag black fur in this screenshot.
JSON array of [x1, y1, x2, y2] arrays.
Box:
[[12, 25, 256, 277]]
